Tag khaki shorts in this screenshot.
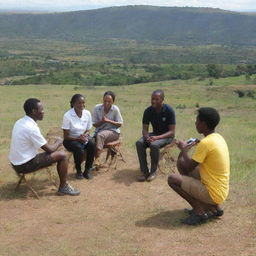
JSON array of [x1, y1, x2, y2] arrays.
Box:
[[181, 169, 215, 205], [12, 152, 54, 174]]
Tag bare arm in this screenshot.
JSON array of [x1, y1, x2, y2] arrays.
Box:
[[176, 140, 199, 172], [148, 124, 175, 143], [41, 137, 63, 154], [93, 116, 122, 128], [142, 124, 150, 141], [93, 120, 104, 128], [63, 129, 90, 143]]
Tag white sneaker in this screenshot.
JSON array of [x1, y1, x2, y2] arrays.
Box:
[[58, 184, 80, 196]]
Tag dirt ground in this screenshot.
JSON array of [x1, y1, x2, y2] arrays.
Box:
[[0, 151, 255, 256]]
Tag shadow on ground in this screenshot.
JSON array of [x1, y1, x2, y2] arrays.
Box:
[[0, 178, 58, 201], [111, 168, 139, 186], [135, 210, 186, 230]]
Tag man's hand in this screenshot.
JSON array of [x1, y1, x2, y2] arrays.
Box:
[[148, 136, 158, 143], [145, 135, 159, 143], [55, 137, 63, 147], [176, 140, 197, 152]]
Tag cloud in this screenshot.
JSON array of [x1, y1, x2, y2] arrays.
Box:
[[0, 0, 255, 11]]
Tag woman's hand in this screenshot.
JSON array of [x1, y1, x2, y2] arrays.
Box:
[[102, 116, 111, 123], [78, 134, 88, 144]]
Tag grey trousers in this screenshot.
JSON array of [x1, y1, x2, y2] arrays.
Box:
[[136, 134, 174, 175]]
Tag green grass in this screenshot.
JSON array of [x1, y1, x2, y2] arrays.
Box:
[[0, 77, 256, 183]]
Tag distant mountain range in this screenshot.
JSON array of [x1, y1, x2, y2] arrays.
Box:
[[0, 6, 256, 46]]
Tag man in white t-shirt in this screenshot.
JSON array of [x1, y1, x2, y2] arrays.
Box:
[[9, 98, 80, 196]]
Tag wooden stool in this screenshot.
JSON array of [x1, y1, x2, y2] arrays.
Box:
[[14, 167, 57, 199], [15, 172, 40, 199], [99, 138, 126, 172], [158, 139, 177, 174]]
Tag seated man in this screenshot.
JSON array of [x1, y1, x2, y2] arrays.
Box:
[[9, 98, 80, 196], [136, 89, 176, 182], [168, 107, 230, 225]]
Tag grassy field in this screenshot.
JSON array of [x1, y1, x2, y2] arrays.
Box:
[[0, 77, 255, 180], [0, 78, 255, 255]]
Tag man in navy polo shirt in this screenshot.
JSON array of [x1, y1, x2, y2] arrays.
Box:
[[136, 89, 176, 182]]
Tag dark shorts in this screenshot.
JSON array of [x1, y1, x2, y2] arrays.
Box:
[[12, 152, 54, 174]]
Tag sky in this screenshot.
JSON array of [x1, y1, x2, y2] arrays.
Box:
[[0, 0, 256, 12]]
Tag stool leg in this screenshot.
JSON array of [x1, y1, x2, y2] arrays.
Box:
[[15, 174, 40, 199], [15, 174, 25, 191], [118, 149, 126, 163], [23, 176, 40, 199], [47, 168, 58, 188]]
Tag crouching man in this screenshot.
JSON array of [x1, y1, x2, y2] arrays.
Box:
[[168, 107, 230, 225], [9, 98, 80, 196]]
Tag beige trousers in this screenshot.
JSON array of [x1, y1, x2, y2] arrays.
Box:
[[96, 130, 120, 151]]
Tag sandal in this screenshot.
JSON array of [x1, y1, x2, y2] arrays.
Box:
[[184, 208, 194, 215], [184, 208, 224, 218], [207, 209, 224, 218]]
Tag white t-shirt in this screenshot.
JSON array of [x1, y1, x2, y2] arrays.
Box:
[[9, 116, 47, 165], [61, 108, 92, 138]]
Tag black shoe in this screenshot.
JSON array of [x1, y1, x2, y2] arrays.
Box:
[[182, 212, 208, 226], [76, 172, 84, 180], [147, 172, 157, 182], [185, 208, 224, 218], [83, 168, 93, 180], [137, 173, 149, 182], [207, 209, 224, 218], [184, 208, 194, 215]]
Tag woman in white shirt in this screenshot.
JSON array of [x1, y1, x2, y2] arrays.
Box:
[[62, 94, 95, 180], [92, 91, 123, 164]]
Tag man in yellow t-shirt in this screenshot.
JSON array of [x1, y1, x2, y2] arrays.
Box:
[[168, 107, 230, 225]]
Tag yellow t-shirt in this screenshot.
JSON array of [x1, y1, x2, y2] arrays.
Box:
[[192, 133, 230, 204]]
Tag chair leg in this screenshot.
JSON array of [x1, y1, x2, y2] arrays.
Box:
[[118, 149, 126, 163], [15, 174, 40, 199], [23, 176, 40, 199], [105, 148, 112, 164], [47, 168, 58, 188], [15, 174, 25, 191]]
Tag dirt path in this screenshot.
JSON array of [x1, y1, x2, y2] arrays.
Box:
[[0, 152, 255, 256]]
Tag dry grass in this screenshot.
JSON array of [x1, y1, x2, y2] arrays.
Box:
[[0, 81, 255, 255]]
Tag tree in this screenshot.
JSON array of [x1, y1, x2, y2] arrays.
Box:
[[207, 64, 222, 78]]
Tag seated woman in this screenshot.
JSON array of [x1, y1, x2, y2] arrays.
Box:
[[62, 94, 95, 180], [92, 91, 123, 165]]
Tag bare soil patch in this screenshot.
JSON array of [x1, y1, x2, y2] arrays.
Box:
[[0, 151, 255, 256]]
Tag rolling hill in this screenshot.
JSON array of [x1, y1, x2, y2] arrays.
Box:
[[0, 6, 256, 46]]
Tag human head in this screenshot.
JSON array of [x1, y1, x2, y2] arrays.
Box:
[[70, 94, 84, 108], [70, 94, 85, 111], [196, 107, 220, 133], [103, 91, 115, 109], [151, 89, 164, 109], [23, 98, 44, 120]]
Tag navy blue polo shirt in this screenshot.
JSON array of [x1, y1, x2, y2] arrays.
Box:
[[142, 104, 176, 135]]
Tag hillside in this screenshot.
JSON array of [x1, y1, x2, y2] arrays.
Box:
[[0, 6, 256, 46]]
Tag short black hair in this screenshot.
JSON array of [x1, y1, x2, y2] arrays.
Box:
[[23, 98, 40, 115], [70, 94, 84, 108], [104, 91, 115, 102], [197, 107, 220, 130], [152, 89, 164, 100]]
